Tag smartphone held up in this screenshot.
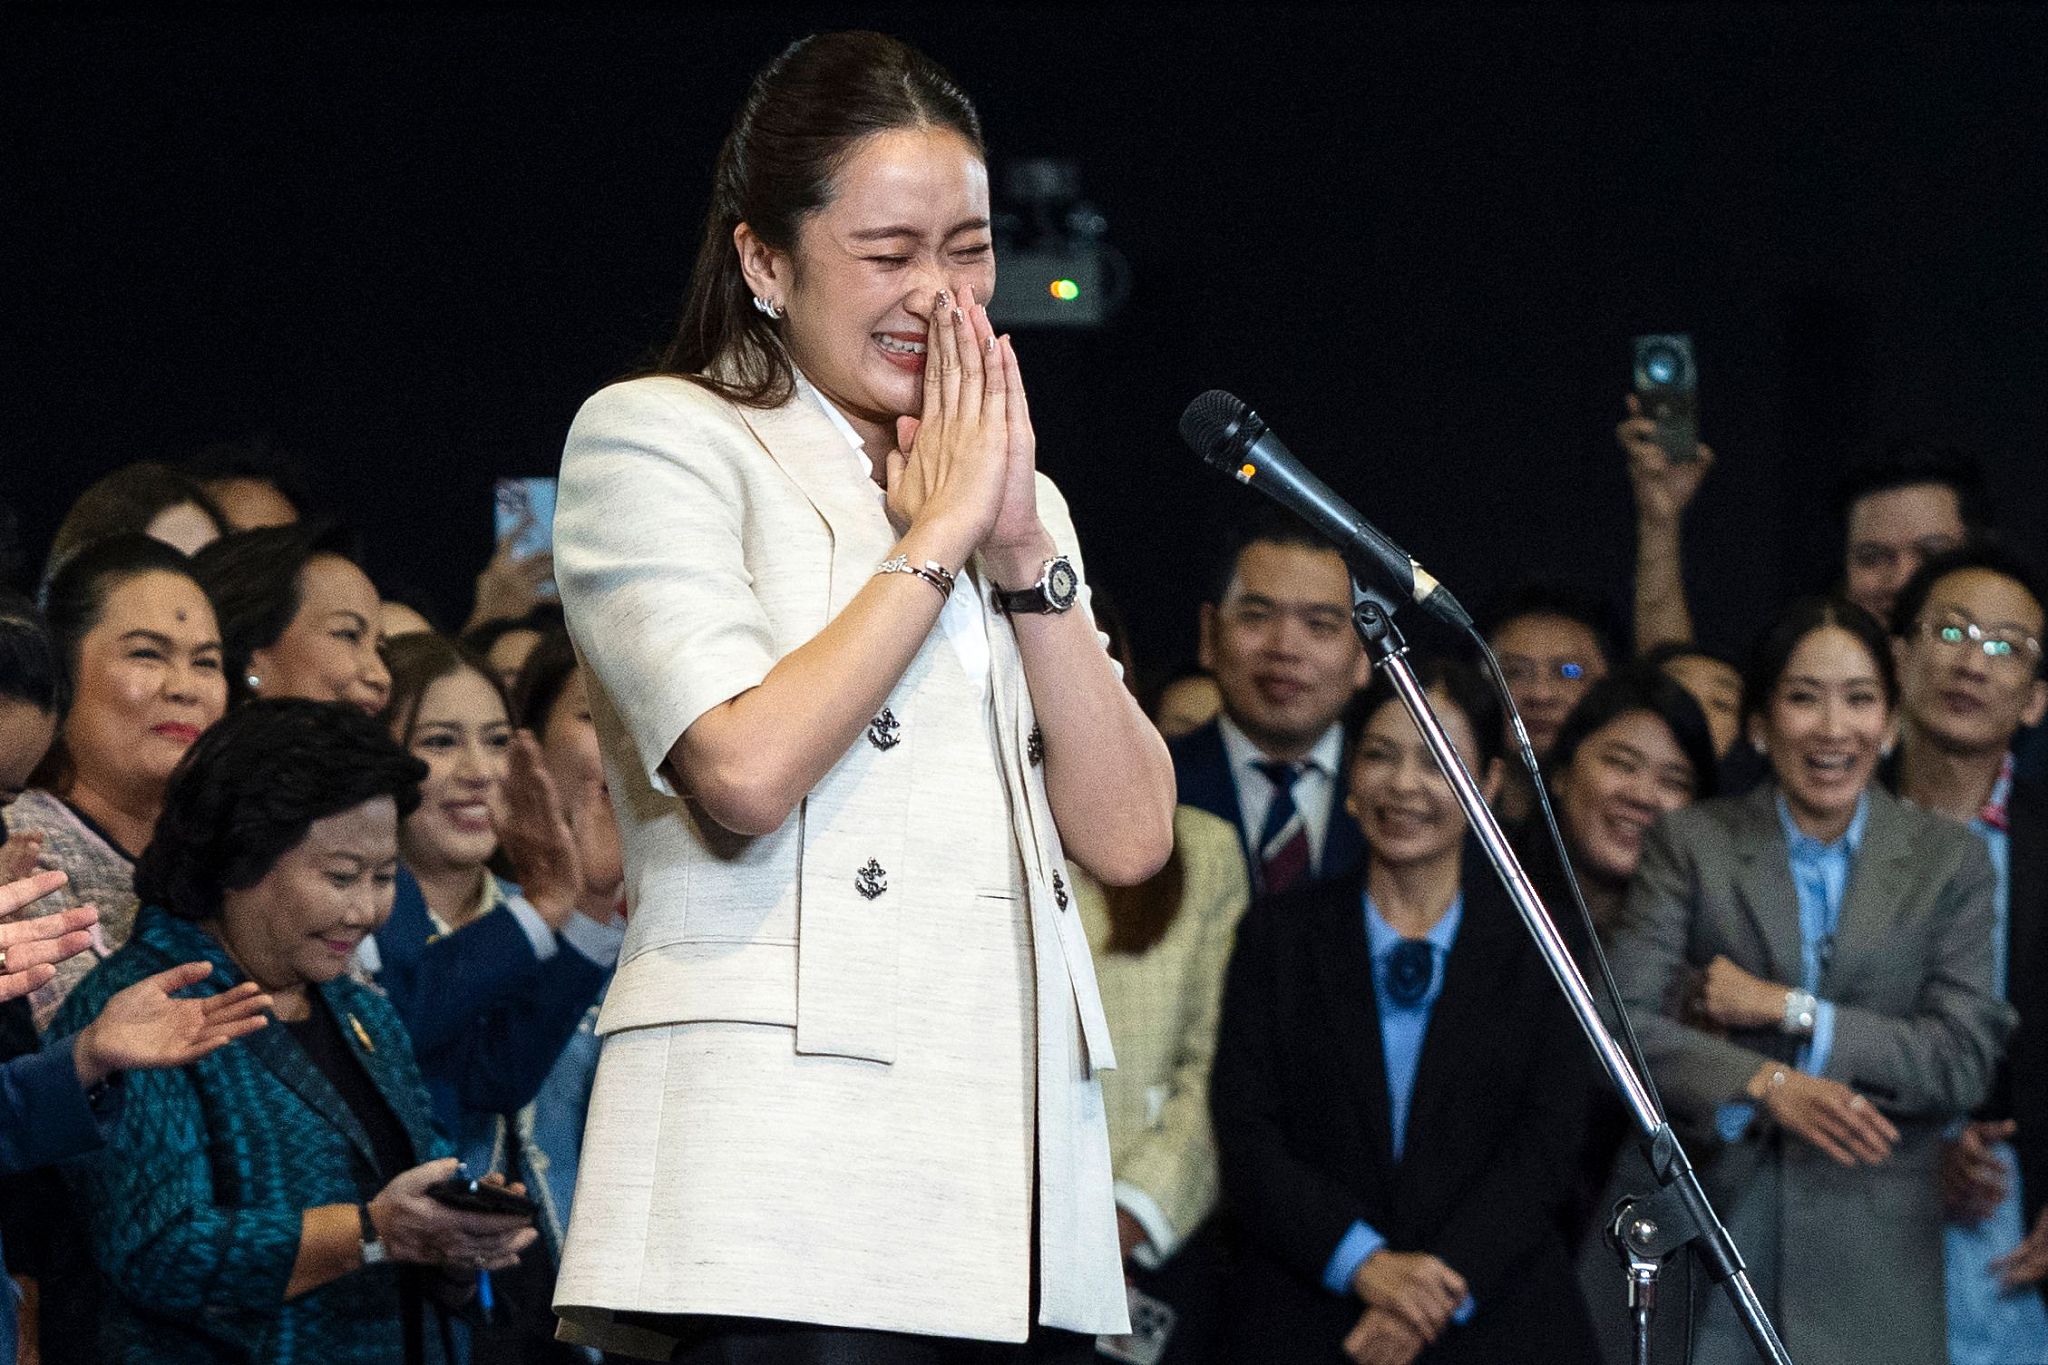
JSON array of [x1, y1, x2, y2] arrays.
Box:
[[1631, 333, 1698, 466]]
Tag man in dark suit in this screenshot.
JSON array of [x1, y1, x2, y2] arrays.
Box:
[[1173, 516, 1371, 896], [1888, 541, 2048, 1362]]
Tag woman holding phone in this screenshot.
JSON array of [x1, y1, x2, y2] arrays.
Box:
[[550, 30, 1174, 1364]]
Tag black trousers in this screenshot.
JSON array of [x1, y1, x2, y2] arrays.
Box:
[[651, 1316, 1097, 1365]]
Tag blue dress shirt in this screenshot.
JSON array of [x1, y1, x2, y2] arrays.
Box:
[[1320, 895, 1475, 1324], [1945, 760, 2048, 1364], [1714, 791, 1866, 1140]]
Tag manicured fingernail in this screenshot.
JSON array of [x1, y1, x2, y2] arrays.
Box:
[[984, 336, 995, 354], [952, 307, 964, 325], [934, 289, 950, 309]]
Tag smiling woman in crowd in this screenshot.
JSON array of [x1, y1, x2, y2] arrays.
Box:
[[1214, 657, 1594, 1365], [191, 523, 391, 714], [1608, 595, 2013, 1365], [4, 534, 228, 1029]]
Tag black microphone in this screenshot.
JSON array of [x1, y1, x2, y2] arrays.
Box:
[[1178, 390, 1472, 629]]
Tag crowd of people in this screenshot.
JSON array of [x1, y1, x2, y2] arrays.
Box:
[[3, 33, 2045, 1365], [0, 396, 2039, 1365]]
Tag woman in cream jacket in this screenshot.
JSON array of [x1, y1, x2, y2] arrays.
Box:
[[549, 31, 1173, 1365]]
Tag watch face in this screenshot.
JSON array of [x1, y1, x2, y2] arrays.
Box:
[[1046, 559, 1080, 609]]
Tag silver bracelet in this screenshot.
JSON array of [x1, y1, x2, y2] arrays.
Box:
[[876, 554, 956, 599]]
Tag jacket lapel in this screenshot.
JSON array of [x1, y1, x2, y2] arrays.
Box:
[[134, 909, 385, 1175], [1309, 883, 1396, 1175], [238, 999, 381, 1174], [1730, 784, 1805, 986], [321, 979, 434, 1166], [1822, 786, 1919, 997], [736, 394, 900, 618]]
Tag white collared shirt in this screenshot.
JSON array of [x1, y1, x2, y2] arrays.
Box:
[[796, 370, 992, 693], [1216, 711, 1346, 870]]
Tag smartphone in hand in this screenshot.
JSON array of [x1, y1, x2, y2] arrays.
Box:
[[426, 1171, 538, 1220], [1631, 334, 1699, 465], [493, 476, 559, 600]]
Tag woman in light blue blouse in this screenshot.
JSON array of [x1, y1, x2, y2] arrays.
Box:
[[1608, 596, 2012, 1365]]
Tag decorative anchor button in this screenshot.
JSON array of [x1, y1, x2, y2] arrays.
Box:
[[867, 708, 901, 751], [855, 859, 888, 901], [1052, 869, 1069, 911], [1027, 725, 1045, 766]]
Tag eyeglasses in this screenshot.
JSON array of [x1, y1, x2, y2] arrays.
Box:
[[1916, 615, 2043, 669], [1500, 657, 1589, 687]]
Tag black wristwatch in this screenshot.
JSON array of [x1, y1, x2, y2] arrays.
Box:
[[990, 556, 1080, 615]]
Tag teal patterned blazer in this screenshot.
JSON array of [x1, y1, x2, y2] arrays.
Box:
[[50, 904, 457, 1365]]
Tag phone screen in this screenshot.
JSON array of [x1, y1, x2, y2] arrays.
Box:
[[493, 477, 559, 600]]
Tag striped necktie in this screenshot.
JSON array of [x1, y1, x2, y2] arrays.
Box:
[[1253, 759, 1313, 895]]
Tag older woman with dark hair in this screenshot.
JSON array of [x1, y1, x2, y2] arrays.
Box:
[[190, 523, 390, 714], [1608, 596, 2013, 1365], [51, 700, 538, 1365], [5, 534, 228, 1028]]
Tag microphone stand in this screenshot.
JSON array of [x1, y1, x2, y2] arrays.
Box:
[[1349, 580, 1795, 1365]]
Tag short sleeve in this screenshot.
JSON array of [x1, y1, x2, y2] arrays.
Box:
[[555, 379, 778, 795], [1031, 472, 1122, 681]]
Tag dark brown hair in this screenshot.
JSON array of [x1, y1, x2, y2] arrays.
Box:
[[378, 631, 507, 748], [658, 31, 985, 407], [43, 462, 225, 586]]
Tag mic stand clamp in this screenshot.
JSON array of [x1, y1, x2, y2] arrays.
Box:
[[1606, 1165, 1705, 1365], [1348, 583, 1794, 1365]]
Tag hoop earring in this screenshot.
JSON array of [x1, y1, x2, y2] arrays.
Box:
[[751, 295, 784, 321]]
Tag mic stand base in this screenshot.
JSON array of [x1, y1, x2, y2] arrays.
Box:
[[1349, 582, 1794, 1365]]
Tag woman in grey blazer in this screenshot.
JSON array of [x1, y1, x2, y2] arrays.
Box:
[[1609, 597, 2012, 1365], [548, 31, 1174, 1365]]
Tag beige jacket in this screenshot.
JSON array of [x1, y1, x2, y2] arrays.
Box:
[[550, 374, 1127, 1349], [1076, 805, 1249, 1261]]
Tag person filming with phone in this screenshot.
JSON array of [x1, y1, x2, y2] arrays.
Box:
[[50, 700, 538, 1365]]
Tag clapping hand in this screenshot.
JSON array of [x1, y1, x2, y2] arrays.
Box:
[[0, 828, 44, 884], [0, 869, 99, 1004], [1750, 1064, 1899, 1167], [497, 733, 621, 930], [72, 962, 272, 1086]]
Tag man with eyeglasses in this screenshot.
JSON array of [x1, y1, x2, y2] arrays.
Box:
[[1482, 583, 1614, 826], [1887, 540, 2048, 1365]]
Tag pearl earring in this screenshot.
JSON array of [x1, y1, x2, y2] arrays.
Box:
[[751, 295, 784, 320], [246, 673, 262, 691]]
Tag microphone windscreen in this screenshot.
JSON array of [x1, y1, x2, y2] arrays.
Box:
[[1178, 390, 1252, 471]]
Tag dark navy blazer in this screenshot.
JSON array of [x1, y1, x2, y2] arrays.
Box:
[[372, 867, 607, 1143], [1169, 718, 1365, 891]]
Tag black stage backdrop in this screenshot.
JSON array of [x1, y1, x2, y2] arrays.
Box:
[[5, 5, 2044, 673]]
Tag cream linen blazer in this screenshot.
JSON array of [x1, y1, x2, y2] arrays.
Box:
[[551, 374, 1127, 1341]]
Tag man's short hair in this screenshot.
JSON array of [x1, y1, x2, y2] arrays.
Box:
[[1207, 507, 1347, 605], [1835, 439, 1988, 532], [1480, 580, 1618, 670]]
